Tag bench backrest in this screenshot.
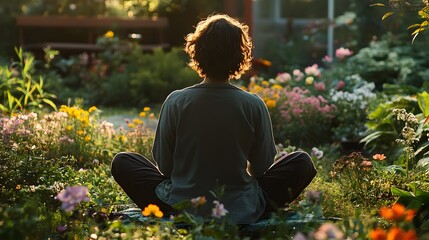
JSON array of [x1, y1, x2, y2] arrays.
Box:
[[16, 15, 168, 29]]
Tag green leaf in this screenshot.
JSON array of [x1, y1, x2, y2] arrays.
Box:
[[382, 12, 394, 21], [172, 199, 193, 210], [392, 186, 415, 198], [42, 99, 57, 111], [418, 91, 429, 116], [360, 131, 395, 145], [415, 188, 429, 204], [411, 28, 425, 36], [415, 144, 429, 157], [407, 24, 422, 30], [0, 104, 7, 112], [370, 3, 385, 7]]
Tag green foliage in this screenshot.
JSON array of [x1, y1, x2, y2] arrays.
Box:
[[331, 152, 397, 208], [371, 0, 429, 41], [361, 96, 419, 161], [344, 33, 429, 91], [392, 184, 429, 233], [0, 48, 57, 116], [129, 47, 199, 104]]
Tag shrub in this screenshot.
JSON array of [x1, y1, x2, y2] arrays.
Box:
[[129, 47, 200, 104]]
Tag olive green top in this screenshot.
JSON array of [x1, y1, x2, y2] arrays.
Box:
[[152, 82, 277, 224]]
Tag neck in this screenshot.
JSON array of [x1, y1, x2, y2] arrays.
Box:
[[203, 77, 229, 84]]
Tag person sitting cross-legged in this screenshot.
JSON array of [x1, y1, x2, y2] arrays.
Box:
[[111, 13, 317, 224]]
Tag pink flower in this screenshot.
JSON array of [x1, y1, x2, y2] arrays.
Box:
[[56, 186, 90, 212], [293, 232, 308, 240], [293, 69, 304, 81], [323, 55, 333, 63], [314, 82, 326, 91], [335, 47, 353, 60], [311, 147, 324, 159], [336, 80, 345, 90], [212, 200, 228, 218], [276, 72, 292, 83], [313, 223, 344, 240], [304, 64, 321, 77]]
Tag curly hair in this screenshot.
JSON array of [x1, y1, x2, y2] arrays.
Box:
[[184, 14, 252, 80]]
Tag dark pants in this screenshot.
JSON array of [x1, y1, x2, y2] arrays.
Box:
[[111, 151, 317, 218]]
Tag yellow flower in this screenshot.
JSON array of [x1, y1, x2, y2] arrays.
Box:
[[77, 130, 84, 135], [143, 107, 151, 112], [253, 86, 263, 93], [139, 112, 147, 118], [128, 123, 136, 128], [142, 204, 164, 218], [88, 106, 98, 113], [16, 184, 21, 190], [66, 125, 73, 131], [271, 84, 283, 90], [104, 30, 114, 38], [84, 136, 91, 142], [120, 135, 127, 142], [265, 99, 276, 108], [133, 118, 143, 125], [305, 76, 314, 85], [261, 80, 269, 87]]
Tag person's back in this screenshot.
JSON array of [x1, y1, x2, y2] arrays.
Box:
[[153, 82, 276, 223], [111, 13, 317, 225]]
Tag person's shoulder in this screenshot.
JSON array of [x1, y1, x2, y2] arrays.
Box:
[[166, 85, 194, 99]]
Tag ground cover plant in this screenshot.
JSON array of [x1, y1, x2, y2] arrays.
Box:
[[2, 38, 429, 239]]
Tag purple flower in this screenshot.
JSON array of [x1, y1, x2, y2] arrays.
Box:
[[56, 186, 90, 212], [56, 225, 67, 233], [212, 200, 229, 218]]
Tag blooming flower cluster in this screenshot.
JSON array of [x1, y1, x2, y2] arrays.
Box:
[[56, 185, 90, 212], [330, 81, 376, 110], [369, 203, 417, 240], [142, 204, 164, 218], [279, 87, 336, 124], [335, 47, 353, 60]]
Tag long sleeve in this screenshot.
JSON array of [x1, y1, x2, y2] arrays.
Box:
[[152, 94, 177, 177], [248, 98, 277, 177]]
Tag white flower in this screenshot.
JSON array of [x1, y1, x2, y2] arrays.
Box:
[[311, 147, 324, 159], [212, 200, 228, 218]]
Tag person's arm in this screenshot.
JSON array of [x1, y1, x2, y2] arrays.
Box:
[[152, 94, 177, 177], [247, 97, 277, 177]]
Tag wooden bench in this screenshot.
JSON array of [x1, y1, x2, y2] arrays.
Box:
[[16, 15, 169, 53]]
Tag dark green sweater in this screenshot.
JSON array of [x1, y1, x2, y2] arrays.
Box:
[[153, 82, 277, 224]]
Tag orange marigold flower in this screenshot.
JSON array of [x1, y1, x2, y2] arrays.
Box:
[[386, 227, 417, 240], [391, 203, 407, 221], [142, 204, 163, 218], [369, 228, 387, 240], [405, 209, 416, 222], [403, 230, 417, 240], [373, 153, 386, 161], [16, 184, 21, 190], [380, 203, 415, 222], [265, 99, 276, 108]]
